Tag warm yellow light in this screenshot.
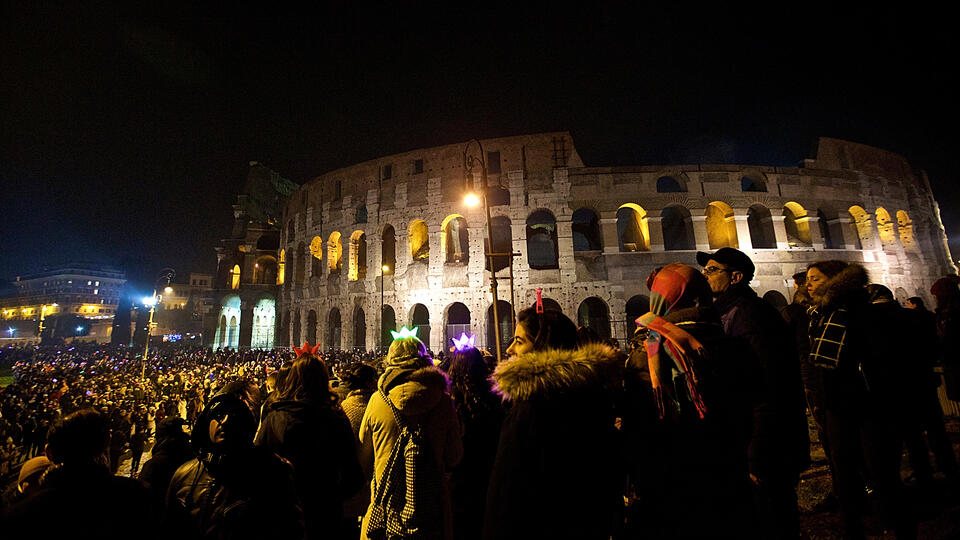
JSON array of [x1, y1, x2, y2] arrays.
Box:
[[463, 192, 481, 208], [382, 265, 390, 272], [164, 286, 174, 294]]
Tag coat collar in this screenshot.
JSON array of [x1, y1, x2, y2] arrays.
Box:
[[492, 343, 623, 401], [813, 264, 869, 310]]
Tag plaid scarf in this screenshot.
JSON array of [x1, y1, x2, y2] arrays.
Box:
[[807, 306, 849, 370], [635, 263, 710, 420]]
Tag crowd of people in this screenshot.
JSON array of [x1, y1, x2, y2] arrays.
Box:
[[0, 248, 958, 540]]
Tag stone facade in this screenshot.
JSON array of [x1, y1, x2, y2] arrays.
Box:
[[279, 133, 955, 351]]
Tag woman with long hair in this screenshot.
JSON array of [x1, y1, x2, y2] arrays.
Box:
[[255, 353, 363, 540]]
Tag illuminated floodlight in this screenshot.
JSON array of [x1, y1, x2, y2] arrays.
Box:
[[164, 286, 174, 294], [382, 265, 390, 272], [142, 296, 158, 307], [6, 327, 14, 335], [463, 192, 481, 208], [76, 326, 84, 333]]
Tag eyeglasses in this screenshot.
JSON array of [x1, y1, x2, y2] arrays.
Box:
[[702, 265, 733, 276]]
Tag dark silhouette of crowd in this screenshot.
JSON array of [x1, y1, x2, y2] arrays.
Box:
[[1, 249, 959, 539]]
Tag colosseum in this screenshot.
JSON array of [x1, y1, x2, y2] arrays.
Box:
[[273, 132, 955, 352]]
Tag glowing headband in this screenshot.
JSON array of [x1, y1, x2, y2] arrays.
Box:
[[451, 332, 475, 351], [390, 326, 419, 340]]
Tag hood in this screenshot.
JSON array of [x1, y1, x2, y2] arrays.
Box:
[[813, 264, 869, 309], [379, 366, 449, 416], [492, 343, 623, 401]]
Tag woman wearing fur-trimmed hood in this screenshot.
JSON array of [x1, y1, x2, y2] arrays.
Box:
[[483, 308, 624, 540]]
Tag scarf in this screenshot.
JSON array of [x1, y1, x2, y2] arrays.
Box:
[[635, 263, 709, 420]]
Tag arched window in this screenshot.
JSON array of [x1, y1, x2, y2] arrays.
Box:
[[748, 205, 776, 248], [875, 207, 896, 247], [410, 304, 431, 346], [215, 295, 242, 349], [486, 300, 513, 353], [442, 215, 470, 264], [444, 302, 471, 347], [782, 202, 811, 246], [381, 225, 396, 273], [705, 202, 738, 249], [251, 298, 276, 349], [326, 308, 341, 349], [356, 205, 368, 224], [625, 294, 650, 334], [486, 216, 513, 272], [307, 310, 318, 345], [309, 235, 323, 275], [349, 231, 367, 281], [381, 305, 396, 348], [253, 256, 278, 284], [572, 208, 602, 251], [230, 265, 241, 289], [896, 210, 915, 249], [526, 210, 559, 269], [661, 205, 695, 250], [328, 232, 343, 273], [409, 220, 429, 261], [228, 316, 238, 348], [818, 209, 840, 249], [353, 307, 366, 349], [294, 242, 306, 285], [577, 297, 611, 339], [617, 204, 650, 252], [277, 249, 286, 285], [656, 176, 685, 193], [740, 175, 767, 192], [848, 206, 871, 249]]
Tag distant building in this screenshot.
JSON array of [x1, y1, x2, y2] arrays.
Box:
[[0, 263, 126, 342]]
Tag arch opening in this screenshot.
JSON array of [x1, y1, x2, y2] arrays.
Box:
[[617, 203, 650, 252]]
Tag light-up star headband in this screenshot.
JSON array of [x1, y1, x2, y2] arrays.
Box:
[[451, 332, 476, 351], [390, 326, 419, 340]]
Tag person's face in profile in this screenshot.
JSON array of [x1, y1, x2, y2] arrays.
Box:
[[506, 323, 534, 357]]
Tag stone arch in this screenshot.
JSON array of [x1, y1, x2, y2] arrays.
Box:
[[848, 205, 871, 249], [409, 303, 431, 346], [817, 209, 841, 249], [441, 214, 470, 264], [310, 235, 323, 277], [875, 207, 897, 247], [762, 290, 788, 310], [381, 305, 396, 348], [349, 230, 367, 281], [896, 210, 915, 249], [307, 309, 318, 345], [740, 174, 767, 192], [748, 204, 777, 248], [409, 220, 430, 261], [279, 310, 290, 347], [656, 176, 686, 193], [486, 300, 513, 353], [294, 242, 306, 285], [486, 215, 513, 272], [251, 297, 276, 349], [617, 203, 650, 252], [526, 210, 559, 269], [661, 205, 695, 250], [214, 294, 242, 349], [326, 308, 341, 349], [353, 306, 366, 349], [577, 297, 611, 339], [444, 302, 472, 348], [572, 208, 602, 251], [253, 255, 278, 285], [705, 201, 738, 249], [228, 316, 238, 348], [218, 315, 227, 348], [229, 264, 241, 289], [625, 294, 650, 334], [782, 202, 812, 246], [381, 224, 396, 273], [328, 232, 343, 273]]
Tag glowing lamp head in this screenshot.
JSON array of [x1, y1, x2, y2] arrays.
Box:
[[463, 192, 481, 208], [142, 296, 157, 307], [382, 265, 390, 272], [164, 286, 174, 294]]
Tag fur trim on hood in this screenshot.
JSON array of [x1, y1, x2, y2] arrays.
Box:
[[813, 263, 869, 309], [492, 343, 623, 401], [379, 365, 449, 415]]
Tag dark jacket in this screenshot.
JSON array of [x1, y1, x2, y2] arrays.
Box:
[[483, 343, 623, 540], [2, 462, 152, 540], [165, 448, 303, 540], [450, 385, 503, 540], [715, 286, 810, 477], [255, 399, 363, 537], [622, 306, 757, 539], [139, 430, 193, 513]]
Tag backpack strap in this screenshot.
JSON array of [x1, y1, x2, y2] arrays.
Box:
[[378, 388, 407, 429]]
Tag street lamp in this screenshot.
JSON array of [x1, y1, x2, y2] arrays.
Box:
[[380, 264, 390, 349], [37, 303, 58, 339], [143, 268, 176, 380], [463, 139, 507, 364]]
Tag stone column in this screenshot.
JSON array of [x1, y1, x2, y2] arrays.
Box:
[[833, 215, 859, 250], [690, 212, 710, 251], [805, 215, 824, 250], [647, 214, 664, 251], [771, 209, 789, 249], [239, 303, 253, 348], [732, 209, 753, 250], [600, 216, 620, 254], [556, 214, 576, 283]]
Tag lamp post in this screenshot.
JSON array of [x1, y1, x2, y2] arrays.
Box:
[[463, 139, 505, 364], [37, 303, 58, 339], [143, 268, 175, 380], [380, 264, 390, 350]]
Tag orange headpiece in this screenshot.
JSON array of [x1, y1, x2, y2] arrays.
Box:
[[292, 341, 321, 357]]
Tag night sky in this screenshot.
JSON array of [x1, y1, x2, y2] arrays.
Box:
[[1, 4, 956, 294]]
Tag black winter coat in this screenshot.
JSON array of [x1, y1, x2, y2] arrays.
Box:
[[715, 286, 810, 477], [255, 399, 363, 537], [483, 343, 623, 540]]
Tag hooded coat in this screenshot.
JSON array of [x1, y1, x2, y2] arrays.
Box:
[[358, 364, 463, 540], [482, 343, 623, 540]]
